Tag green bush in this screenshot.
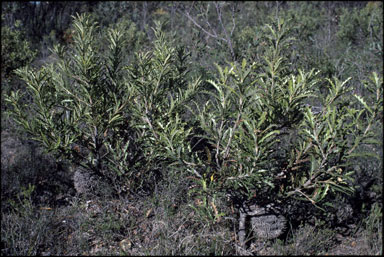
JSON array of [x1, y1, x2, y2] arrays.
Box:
[[337, 2, 383, 47], [1, 18, 37, 79], [1, 17, 37, 129], [184, 18, 382, 216], [5, 13, 201, 196], [5, 14, 382, 224], [333, 2, 383, 88]]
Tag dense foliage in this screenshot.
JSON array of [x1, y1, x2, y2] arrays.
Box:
[[1, 2, 382, 255], [5, 14, 201, 196], [1, 19, 36, 79], [6, 10, 382, 208], [183, 18, 382, 216]]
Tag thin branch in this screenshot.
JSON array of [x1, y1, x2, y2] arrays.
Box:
[[230, 4, 236, 37], [223, 111, 242, 160], [214, 2, 236, 61], [183, 3, 227, 42], [202, 3, 219, 38], [184, 11, 222, 41]]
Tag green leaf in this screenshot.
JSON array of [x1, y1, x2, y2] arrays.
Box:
[[53, 137, 61, 150], [108, 114, 123, 125], [259, 130, 279, 145], [354, 94, 373, 114], [319, 184, 329, 201]]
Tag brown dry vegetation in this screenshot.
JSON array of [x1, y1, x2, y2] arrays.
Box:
[[1, 130, 382, 255]]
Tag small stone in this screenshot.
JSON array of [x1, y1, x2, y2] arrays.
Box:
[[119, 239, 132, 252]]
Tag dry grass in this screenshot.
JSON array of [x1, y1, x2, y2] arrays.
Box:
[[1, 131, 382, 256], [2, 189, 382, 256]]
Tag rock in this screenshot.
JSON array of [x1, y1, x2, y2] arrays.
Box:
[[251, 212, 287, 239], [238, 202, 287, 248], [72, 166, 116, 197], [73, 167, 104, 196], [73, 167, 94, 195], [336, 202, 353, 224]]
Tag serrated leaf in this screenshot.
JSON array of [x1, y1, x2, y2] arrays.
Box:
[[319, 184, 329, 201], [354, 94, 372, 114]]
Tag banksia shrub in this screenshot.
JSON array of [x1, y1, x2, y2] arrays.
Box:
[[5, 13, 382, 228], [185, 18, 382, 220], [5, 13, 201, 196]]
